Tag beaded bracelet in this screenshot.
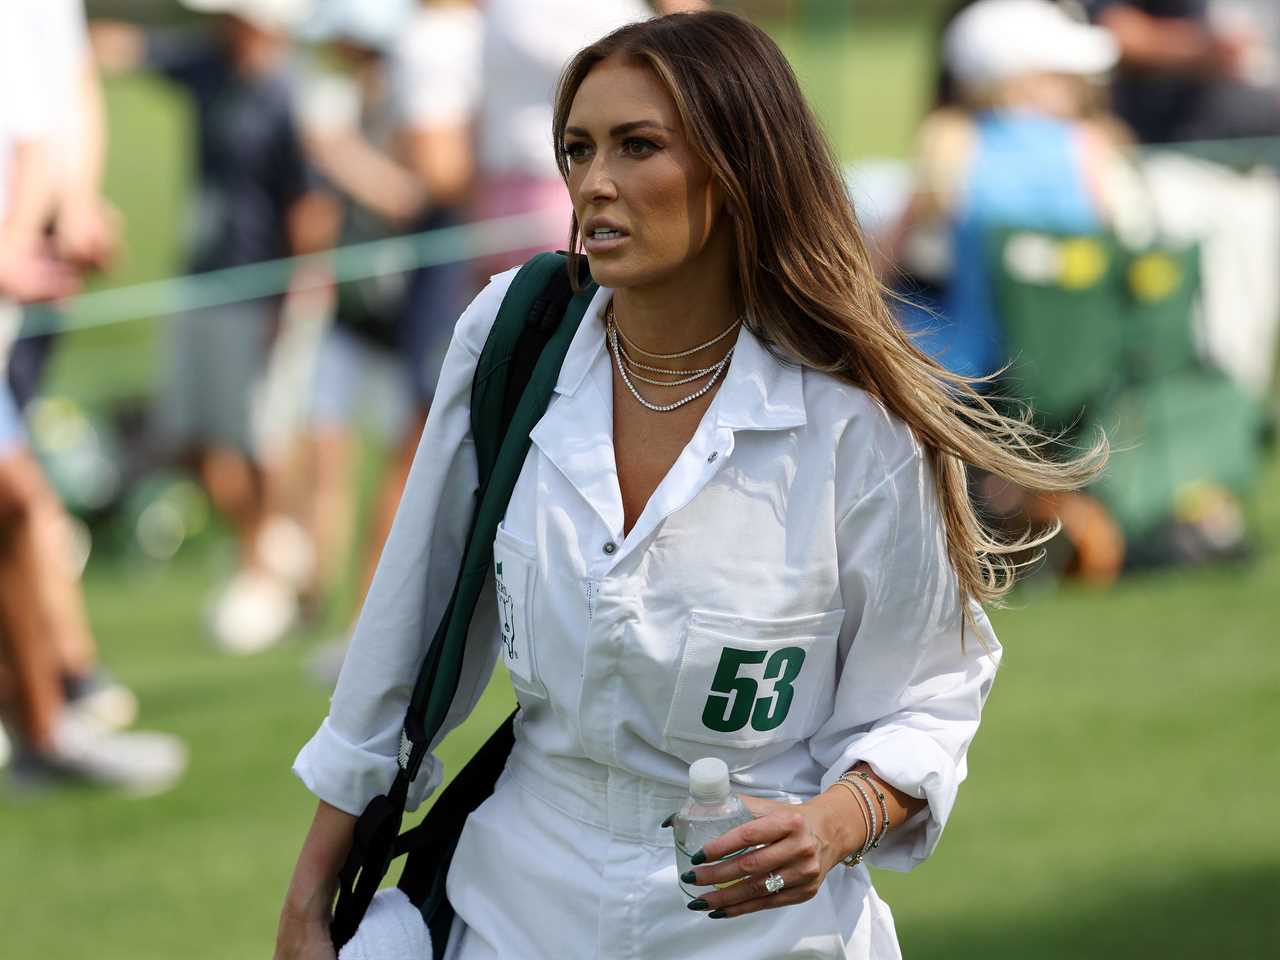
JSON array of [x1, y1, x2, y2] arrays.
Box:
[[830, 777, 877, 867], [842, 770, 891, 848]]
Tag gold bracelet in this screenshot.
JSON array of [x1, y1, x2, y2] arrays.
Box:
[[829, 778, 875, 867], [841, 770, 891, 848]]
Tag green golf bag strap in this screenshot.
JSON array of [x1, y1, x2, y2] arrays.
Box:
[[329, 252, 596, 952]]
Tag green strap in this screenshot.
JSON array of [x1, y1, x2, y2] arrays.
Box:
[[401, 254, 597, 771], [469, 254, 575, 480]]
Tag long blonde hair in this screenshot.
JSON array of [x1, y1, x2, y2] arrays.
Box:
[[552, 11, 1106, 606]]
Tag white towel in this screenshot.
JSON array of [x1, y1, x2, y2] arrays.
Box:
[[338, 888, 433, 960]]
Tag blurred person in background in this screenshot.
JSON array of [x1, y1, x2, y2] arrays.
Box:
[[13, 0, 132, 721], [294, 0, 480, 653], [893, 0, 1126, 381], [1082, 0, 1280, 143], [0, 3, 186, 792], [11, 0, 121, 413], [92, 0, 330, 654], [473, 0, 707, 279], [889, 0, 1129, 581]]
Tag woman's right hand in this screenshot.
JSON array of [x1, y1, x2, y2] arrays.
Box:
[[274, 801, 358, 960]]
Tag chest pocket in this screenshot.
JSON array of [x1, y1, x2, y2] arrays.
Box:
[[663, 608, 846, 766], [492, 527, 547, 701]]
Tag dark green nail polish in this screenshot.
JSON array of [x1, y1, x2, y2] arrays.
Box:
[[690, 849, 707, 866], [686, 898, 710, 911], [708, 909, 728, 919], [660, 814, 674, 828], [681, 870, 697, 884]]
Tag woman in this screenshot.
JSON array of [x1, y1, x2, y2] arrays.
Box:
[[276, 12, 1103, 959]]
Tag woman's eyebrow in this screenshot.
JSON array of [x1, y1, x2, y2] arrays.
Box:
[[609, 120, 674, 137], [563, 120, 674, 139]]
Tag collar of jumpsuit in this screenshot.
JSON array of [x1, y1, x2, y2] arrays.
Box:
[[529, 284, 808, 567]]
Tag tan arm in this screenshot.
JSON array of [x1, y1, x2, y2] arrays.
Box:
[[307, 130, 431, 229], [814, 762, 928, 861], [877, 110, 974, 276], [274, 800, 357, 960], [0, 142, 78, 302], [54, 56, 121, 269], [287, 190, 343, 259], [399, 121, 473, 210], [2, 143, 54, 248], [87, 19, 147, 76]]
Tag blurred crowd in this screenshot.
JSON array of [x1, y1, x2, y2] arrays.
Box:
[[0, 0, 703, 794], [0, 0, 1277, 797], [864, 0, 1280, 582]]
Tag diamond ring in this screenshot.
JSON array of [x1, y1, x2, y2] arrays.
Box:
[[763, 872, 785, 895]]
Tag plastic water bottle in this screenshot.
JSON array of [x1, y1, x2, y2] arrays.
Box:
[[672, 757, 755, 899]]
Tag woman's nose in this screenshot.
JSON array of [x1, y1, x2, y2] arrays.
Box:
[[578, 158, 618, 204]]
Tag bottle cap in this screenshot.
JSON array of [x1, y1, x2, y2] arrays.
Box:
[[689, 757, 731, 802]]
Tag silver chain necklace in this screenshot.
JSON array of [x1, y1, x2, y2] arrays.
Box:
[[607, 301, 742, 360], [608, 323, 731, 412]]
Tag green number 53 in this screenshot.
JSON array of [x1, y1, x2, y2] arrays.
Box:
[[700, 646, 806, 734]]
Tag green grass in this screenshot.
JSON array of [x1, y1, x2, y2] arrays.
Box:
[[773, 13, 940, 162]]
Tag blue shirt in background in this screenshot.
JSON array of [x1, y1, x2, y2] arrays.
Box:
[[905, 110, 1101, 380]]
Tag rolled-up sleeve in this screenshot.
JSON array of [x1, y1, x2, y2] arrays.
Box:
[[810, 447, 1001, 872], [292, 269, 518, 815]]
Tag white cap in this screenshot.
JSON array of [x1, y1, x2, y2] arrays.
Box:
[[180, 0, 308, 32], [944, 0, 1119, 89], [689, 757, 731, 803], [301, 0, 415, 51]]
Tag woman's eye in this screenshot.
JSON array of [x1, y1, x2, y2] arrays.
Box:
[[621, 137, 659, 158], [561, 142, 592, 163]]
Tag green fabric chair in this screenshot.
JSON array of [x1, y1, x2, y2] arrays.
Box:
[[987, 229, 1128, 432], [986, 228, 1263, 546], [1086, 370, 1262, 539], [988, 229, 1208, 426], [1122, 244, 1201, 383]]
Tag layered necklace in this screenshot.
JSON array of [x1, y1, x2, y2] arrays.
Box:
[[605, 301, 741, 413]]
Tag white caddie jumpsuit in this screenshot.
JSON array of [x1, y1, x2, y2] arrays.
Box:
[[294, 267, 1002, 960]]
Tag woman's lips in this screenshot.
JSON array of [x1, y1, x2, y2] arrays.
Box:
[[583, 229, 630, 254]]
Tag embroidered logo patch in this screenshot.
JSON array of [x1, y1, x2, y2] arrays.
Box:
[[495, 561, 518, 662]]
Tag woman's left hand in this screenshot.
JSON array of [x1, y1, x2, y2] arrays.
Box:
[[680, 793, 865, 919]]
